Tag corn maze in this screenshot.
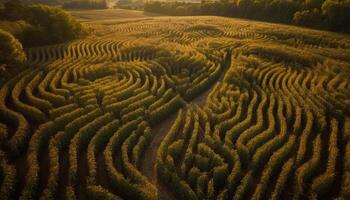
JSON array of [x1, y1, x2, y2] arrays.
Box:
[[1, 16, 350, 200]]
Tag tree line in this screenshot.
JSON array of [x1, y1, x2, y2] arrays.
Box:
[[62, 0, 108, 9], [144, 0, 350, 33], [0, 0, 86, 79]]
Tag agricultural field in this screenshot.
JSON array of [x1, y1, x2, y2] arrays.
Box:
[[70, 9, 162, 22], [1, 10, 350, 200]]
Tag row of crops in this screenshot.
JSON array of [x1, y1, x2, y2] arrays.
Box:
[[1, 16, 350, 200], [157, 53, 350, 200]]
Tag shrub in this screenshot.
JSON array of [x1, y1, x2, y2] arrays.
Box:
[[27, 4, 85, 44], [145, 0, 349, 33], [168, 139, 184, 161], [0, 0, 28, 20], [87, 185, 123, 200], [149, 95, 183, 125], [18, 24, 48, 47], [0, 151, 16, 200], [293, 9, 323, 28], [294, 135, 322, 199], [63, 0, 108, 10], [0, 1, 86, 47], [322, 0, 350, 32], [310, 119, 338, 198], [144, 2, 200, 16], [213, 164, 229, 190], [0, 29, 26, 69]]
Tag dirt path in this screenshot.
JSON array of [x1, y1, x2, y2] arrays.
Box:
[[77, 150, 88, 200], [57, 148, 69, 199], [190, 51, 232, 107], [140, 51, 232, 200], [141, 112, 177, 182], [141, 111, 177, 200]]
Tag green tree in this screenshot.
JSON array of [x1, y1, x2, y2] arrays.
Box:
[[303, 0, 325, 9], [27, 4, 85, 43], [236, 0, 253, 17], [293, 8, 323, 27], [322, 0, 350, 31], [265, 0, 299, 22], [2, 0, 28, 20], [0, 29, 26, 69]]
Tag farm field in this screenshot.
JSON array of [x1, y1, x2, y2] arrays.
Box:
[[70, 9, 163, 22], [1, 9, 350, 200]]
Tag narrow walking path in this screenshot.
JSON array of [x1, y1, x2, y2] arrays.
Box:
[[140, 50, 232, 199], [141, 112, 178, 200]]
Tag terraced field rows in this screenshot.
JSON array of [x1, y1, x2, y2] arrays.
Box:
[[1, 16, 350, 200]]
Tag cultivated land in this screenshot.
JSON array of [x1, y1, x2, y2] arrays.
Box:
[[1, 9, 350, 200], [70, 9, 162, 22]]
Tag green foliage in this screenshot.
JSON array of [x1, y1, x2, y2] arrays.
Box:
[[87, 185, 123, 200], [293, 9, 323, 27], [0, 1, 86, 47], [63, 0, 107, 10], [145, 0, 350, 33], [168, 139, 184, 161], [27, 4, 85, 43], [115, 0, 144, 10], [322, 0, 350, 31], [0, 29, 26, 69], [0, 0, 28, 20], [144, 2, 201, 16], [213, 164, 228, 190], [0, 151, 15, 200]]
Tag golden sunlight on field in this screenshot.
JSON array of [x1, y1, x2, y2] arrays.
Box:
[[70, 8, 163, 22]]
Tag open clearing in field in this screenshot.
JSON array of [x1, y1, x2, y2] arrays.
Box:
[[70, 8, 163, 22], [1, 9, 350, 200]]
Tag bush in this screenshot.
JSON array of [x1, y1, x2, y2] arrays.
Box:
[[87, 185, 123, 200], [27, 5, 85, 43], [0, 0, 28, 20], [293, 9, 323, 28], [168, 139, 184, 161], [0, 1, 86, 47], [0, 20, 60, 48], [213, 165, 229, 190], [19, 24, 48, 47], [145, 0, 349, 33], [144, 2, 200, 16], [115, 0, 144, 10], [149, 95, 183, 125], [63, 0, 108, 10], [0, 28, 26, 67], [322, 0, 350, 32], [264, 0, 298, 23], [0, 151, 16, 200]]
